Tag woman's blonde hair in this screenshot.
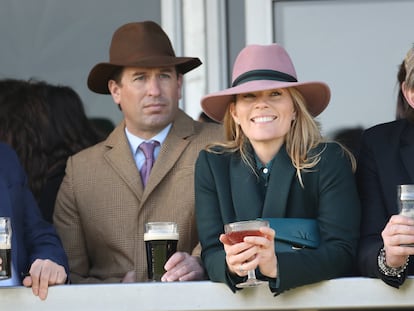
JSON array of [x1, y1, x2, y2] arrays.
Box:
[[206, 87, 356, 186], [404, 46, 414, 89]]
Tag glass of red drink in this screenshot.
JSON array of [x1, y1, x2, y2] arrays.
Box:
[[224, 219, 269, 288]]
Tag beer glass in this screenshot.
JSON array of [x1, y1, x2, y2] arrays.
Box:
[[144, 222, 178, 281], [398, 184, 414, 218], [0, 217, 12, 280], [224, 219, 269, 288], [398, 184, 414, 246]]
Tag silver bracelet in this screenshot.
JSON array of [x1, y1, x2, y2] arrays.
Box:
[[377, 247, 409, 277]]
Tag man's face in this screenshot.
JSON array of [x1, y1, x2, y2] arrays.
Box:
[[108, 66, 182, 139]]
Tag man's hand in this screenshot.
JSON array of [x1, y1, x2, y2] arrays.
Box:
[[121, 270, 136, 283], [161, 252, 205, 282], [382, 214, 414, 267], [22, 259, 67, 300]]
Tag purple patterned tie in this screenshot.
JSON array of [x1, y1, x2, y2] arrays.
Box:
[[139, 141, 159, 187]]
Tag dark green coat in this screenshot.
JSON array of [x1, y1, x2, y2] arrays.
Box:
[[195, 142, 360, 294]]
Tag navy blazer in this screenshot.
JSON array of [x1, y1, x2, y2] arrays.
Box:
[[356, 119, 414, 286], [0, 143, 68, 283], [195, 142, 360, 294]]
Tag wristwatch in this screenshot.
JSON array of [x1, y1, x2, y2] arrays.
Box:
[[377, 247, 409, 277]]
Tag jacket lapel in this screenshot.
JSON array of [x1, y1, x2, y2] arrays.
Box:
[[230, 155, 263, 220], [262, 145, 296, 217], [229, 145, 296, 220], [104, 121, 144, 200], [400, 121, 414, 182], [142, 110, 194, 200]]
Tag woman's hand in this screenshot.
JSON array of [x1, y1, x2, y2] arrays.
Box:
[[220, 226, 277, 278], [382, 214, 414, 267]]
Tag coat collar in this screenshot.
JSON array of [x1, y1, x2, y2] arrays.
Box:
[[104, 120, 143, 199], [144, 110, 196, 198], [230, 144, 296, 219], [262, 145, 296, 217]]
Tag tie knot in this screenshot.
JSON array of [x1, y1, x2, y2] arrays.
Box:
[[139, 141, 159, 159]]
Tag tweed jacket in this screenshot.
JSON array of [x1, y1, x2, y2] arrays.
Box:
[[0, 143, 68, 283], [195, 142, 361, 294], [54, 110, 223, 283], [356, 119, 414, 287]]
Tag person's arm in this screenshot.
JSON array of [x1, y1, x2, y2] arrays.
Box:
[[54, 156, 128, 284], [53, 157, 107, 283], [13, 150, 69, 300], [195, 150, 234, 287]]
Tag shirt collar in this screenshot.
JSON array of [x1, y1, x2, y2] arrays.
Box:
[[125, 123, 172, 155], [255, 153, 274, 175]]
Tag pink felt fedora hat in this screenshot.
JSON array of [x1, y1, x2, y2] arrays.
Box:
[[87, 21, 202, 94], [201, 44, 330, 122]]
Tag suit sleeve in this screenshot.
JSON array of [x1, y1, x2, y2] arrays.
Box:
[[7, 146, 69, 279], [54, 157, 118, 283], [195, 150, 242, 291]]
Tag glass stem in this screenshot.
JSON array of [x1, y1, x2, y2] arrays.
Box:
[[247, 269, 257, 280]]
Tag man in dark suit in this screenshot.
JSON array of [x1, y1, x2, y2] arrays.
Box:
[[357, 46, 414, 287], [0, 142, 68, 300]]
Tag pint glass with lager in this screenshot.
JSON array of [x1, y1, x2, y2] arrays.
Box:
[[144, 222, 178, 281], [0, 217, 12, 280]]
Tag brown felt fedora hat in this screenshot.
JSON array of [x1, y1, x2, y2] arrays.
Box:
[[87, 21, 202, 94], [201, 44, 330, 122]]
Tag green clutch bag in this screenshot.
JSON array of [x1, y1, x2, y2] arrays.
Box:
[[258, 218, 320, 252]]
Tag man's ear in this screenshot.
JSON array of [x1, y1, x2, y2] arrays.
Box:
[[108, 80, 122, 108]]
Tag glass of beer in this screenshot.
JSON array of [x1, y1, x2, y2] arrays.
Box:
[[0, 217, 12, 280], [144, 222, 179, 281], [224, 219, 269, 288], [398, 184, 414, 218], [398, 184, 414, 246]]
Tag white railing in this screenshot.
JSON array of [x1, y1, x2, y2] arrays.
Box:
[[1, 277, 414, 311]]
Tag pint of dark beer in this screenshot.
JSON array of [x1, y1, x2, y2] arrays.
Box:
[[144, 222, 178, 281], [0, 217, 12, 280]]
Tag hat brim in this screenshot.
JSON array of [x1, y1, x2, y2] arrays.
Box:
[[201, 80, 330, 122], [87, 56, 202, 94]]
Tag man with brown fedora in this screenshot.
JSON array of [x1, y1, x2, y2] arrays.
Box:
[[54, 21, 222, 283]]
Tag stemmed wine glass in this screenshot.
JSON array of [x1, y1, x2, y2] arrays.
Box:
[[224, 219, 269, 288]]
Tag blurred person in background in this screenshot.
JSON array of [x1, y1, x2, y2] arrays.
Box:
[[0, 79, 103, 223]]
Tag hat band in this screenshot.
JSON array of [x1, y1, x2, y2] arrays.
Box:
[[232, 69, 297, 87]]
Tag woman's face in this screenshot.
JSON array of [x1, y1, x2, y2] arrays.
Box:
[[230, 88, 296, 147]]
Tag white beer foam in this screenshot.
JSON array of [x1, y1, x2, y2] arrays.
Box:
[[144, 232, 179, 241], [0, 243, 11, 249]]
